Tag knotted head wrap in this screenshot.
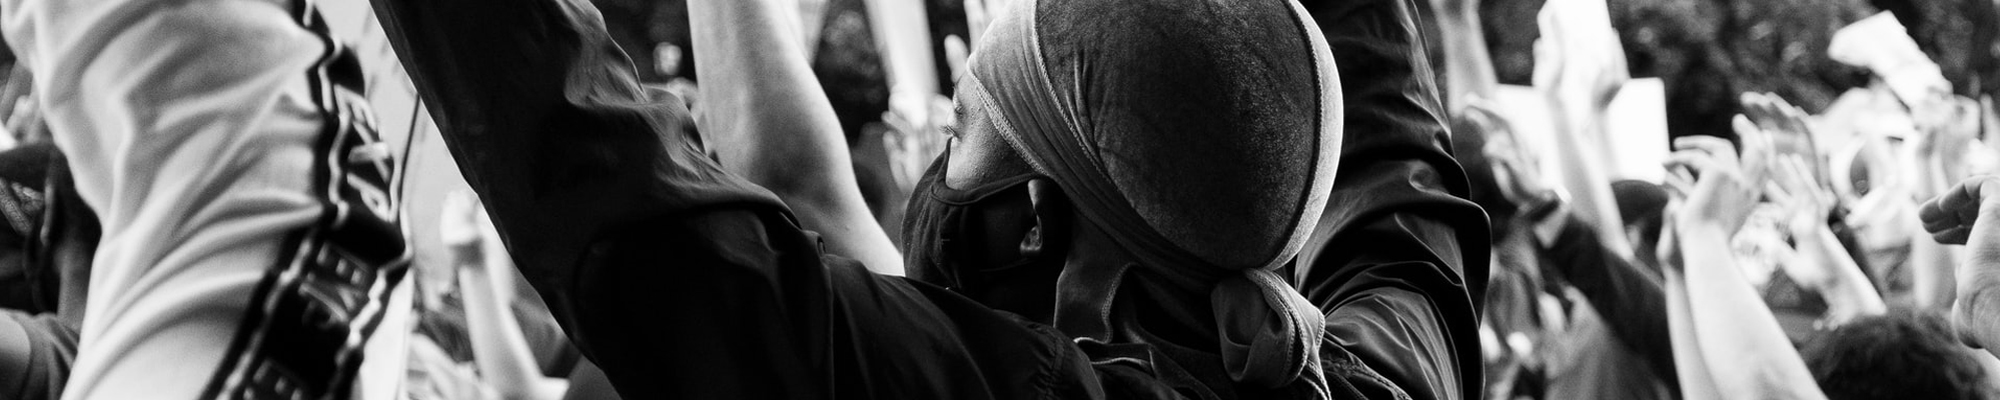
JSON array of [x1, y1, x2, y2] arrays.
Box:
[[961, 0, 1342, 389]]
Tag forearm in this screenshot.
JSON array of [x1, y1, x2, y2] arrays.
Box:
[[1962, 286, 2000, 359], [689, 0, 904, 275], [1663, 267, 1725, 400], [1796, 225, 1887, 324], [458, 267, 564, 400], [1548, 114, 1632, 254], [370, 0, 821, 301], [861, 0, 940, 101], [1536, 212, 1677, 380], [1431, 8, 1496, 111], [1677, 223, 1827, 400]]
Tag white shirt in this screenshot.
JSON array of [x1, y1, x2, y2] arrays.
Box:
[[2, 0, 334, 398]]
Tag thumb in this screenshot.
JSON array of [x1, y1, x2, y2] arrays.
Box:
[[1964, 180, 2000, 265], [943, 35, 969, 81]]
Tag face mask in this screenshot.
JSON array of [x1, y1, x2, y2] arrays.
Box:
[[902, 149, 1065, 323]]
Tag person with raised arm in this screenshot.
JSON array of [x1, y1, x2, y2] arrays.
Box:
[[365, 0, 1498, 397]]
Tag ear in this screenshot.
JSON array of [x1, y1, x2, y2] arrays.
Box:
[[1019, 179, 1070, 259]]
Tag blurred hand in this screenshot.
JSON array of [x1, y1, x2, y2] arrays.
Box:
[[1666, 135, 1761, 235], [1533, 0, 1628, 131], [1464, 98, 1555, 207], [943, 35, 970, 81], [1910, 95, 1980, 158], [440, 189, 514, 295], [1765, 154, 1836, 237], [963, 0, 1009, 48], [1740, 93, 1822, 183], [1766, 154, 1848, 291], [882, 93, 953, 193], [1730, 114, 1780, 186], [1908, 95, 1983, 200], [440, 190, 489, 266], [1918, 175, 2000, 348]]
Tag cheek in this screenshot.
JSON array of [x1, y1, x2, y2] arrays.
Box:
[[944, 137, 976, 186], [944, 128, 1016, 189]]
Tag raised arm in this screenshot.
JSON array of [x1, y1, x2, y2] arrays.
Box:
[[1664, 136, 1827, 400], [367, 0, 802, 305], [1296, 0, 1489, 398], [1920, 175, 2000, 359], [1427, 0, 1497, 112], [442, 192, 570, 400], [1533, 0, 1634, 255], [1530, 210, 1678, 388], [689, 0, 904, 275]]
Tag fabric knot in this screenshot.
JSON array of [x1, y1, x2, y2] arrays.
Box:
[[1211, 268, 1324, 387]]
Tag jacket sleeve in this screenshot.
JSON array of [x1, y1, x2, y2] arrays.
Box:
[[1295, 0, 1490, 399], [365, 2, 1127, 399], [1536, 212, 1679, 394]]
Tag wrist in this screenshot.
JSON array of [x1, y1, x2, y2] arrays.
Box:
[[1956, 285, 2000, 348]]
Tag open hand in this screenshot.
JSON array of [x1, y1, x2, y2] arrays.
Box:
[[1740, 92, 1822, 184], [1765, 154, 1836, 237], [1666, 135, 1761, 235], [1533, 0, 1628, 130], [882, 93, 954, 193]]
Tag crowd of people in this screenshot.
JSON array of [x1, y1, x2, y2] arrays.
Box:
[[0, 0, 1992, 399]]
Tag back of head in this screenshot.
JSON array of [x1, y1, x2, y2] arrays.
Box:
[[1027, 0, 1329, 269], [1803, 311, 1992, 400], [961, 0, 1341, 388]]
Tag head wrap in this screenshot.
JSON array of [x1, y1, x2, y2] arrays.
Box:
[[961, 0, 1342, 388]]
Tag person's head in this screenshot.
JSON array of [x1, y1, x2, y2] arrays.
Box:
[[1449, 104, 1510, 240], [1612, 179, 1669, 270], [901, 0, 1341, 389], [1802, 311, 1993, 400]]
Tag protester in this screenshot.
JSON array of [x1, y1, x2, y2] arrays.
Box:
[[0, 0, 1996, 397], [0, 1, 413, 398]]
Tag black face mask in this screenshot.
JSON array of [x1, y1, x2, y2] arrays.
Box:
[[902, 150, 1066, 324]]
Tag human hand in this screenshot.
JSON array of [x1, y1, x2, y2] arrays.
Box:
[[882, 93, 953, 193], [1766, 154, 1853, 291], [1907, 95, 1982, 199], [943, 35, 970, 81], [1730, 114, 1780, 187], [1665, 135, 1762, 235], [440, 190, 489, 265], [1765, 154, 1836, 237], [1464, 98, 1556, 207], [1918, 176, 2000, 347], [440, 190, 513, 292], [1740, 93, 1821, 183], [1533, 0, 1628, 130]]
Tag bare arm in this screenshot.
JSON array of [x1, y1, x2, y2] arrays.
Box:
[[1793, 223, 1889, 325], [1764, 154, 1887, 325], [689, 0, 904, 275], [1663, 264, 1725, 400], [443, 193, 569, 400], [1533, 0, 1633, 255], [1428, 0, 1496, 112], [1663, 136, 1827, 400], [1674, 222, 1829, 400]]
